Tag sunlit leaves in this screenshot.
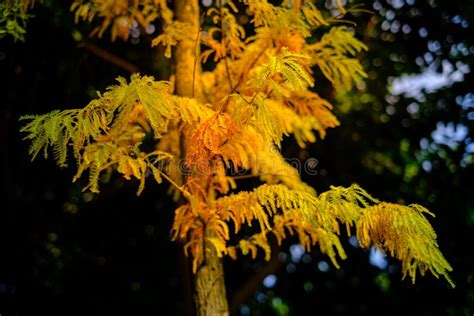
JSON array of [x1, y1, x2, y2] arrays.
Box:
[[217, 184, 453, 285], [151, 21, 194, 58], [356, 203, 454, 287], [202, 4, 245, 62], [252, 48, 314, 95], [19, 0, 454, 288], [70, 0, 172, 41], [306, 26, 368, 89], [21, 74, 179, 194]]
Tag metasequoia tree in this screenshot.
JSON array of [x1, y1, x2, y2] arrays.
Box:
[[19, 0, 454, 314]]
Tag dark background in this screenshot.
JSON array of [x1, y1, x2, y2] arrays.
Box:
[[1, 0, 473, 315]]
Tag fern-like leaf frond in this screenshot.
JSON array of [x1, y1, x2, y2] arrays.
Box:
[[20, 74, 183, 194], [356, 203, 455, 287], [305, 27, 368, 89], [214, 183, 453, 286], [251, 47, 314, 95]]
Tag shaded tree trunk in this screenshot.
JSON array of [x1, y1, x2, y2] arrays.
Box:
[[174, 1, 229, 315], [195, 246, 229, 316]]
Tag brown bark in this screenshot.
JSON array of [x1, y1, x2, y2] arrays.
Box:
[[174, 1, 229, 315], [195, 246, 229, 316]]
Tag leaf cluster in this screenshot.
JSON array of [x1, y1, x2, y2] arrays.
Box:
[[20, 0, 454, 287]]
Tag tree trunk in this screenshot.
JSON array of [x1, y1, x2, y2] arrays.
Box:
[[195, 247, 229, 316], [175, 0, 202, 99], [174, 1, 229, 315]]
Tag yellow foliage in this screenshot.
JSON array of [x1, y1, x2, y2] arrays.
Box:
[[300, 2, 329, 28], [70, 0, 172, 41], [305, 26, 368, 89], [21, 74, 193, 194], [202, 5, 245, 62], [21, 0, 454, 287], [356, 203, 455, 287], [219, 184, 453, 284], [251, 47, 314, 94], [151, 21, 195, 58]]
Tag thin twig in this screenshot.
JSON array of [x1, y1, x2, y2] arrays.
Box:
[[232, 45, 268, 93], [247, 86, 274, 108], [224, 57, 234, 90], [159, 169, 190, 198], [217, 45, 268, 114]]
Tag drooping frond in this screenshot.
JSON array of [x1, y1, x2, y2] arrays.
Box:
[[209, 183, 453, 286], [202, 4, 246, 62], [305, 26, 368, 89], [217, 184, 363, 266], [20, 74, 211, 194], [253, 96, 284, 145], [356, 203, 455, 287], [20, 106, 106, 167], [243, 0, 277, 28], [300, 1, 329, 28]]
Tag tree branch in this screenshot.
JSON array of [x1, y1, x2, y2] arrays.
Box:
[[78, 42, 140, 73]]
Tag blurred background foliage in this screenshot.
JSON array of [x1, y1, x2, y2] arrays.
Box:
[[1, 0, 473, 315]]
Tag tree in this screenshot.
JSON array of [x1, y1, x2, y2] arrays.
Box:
[[16, 0, 454, 314]]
